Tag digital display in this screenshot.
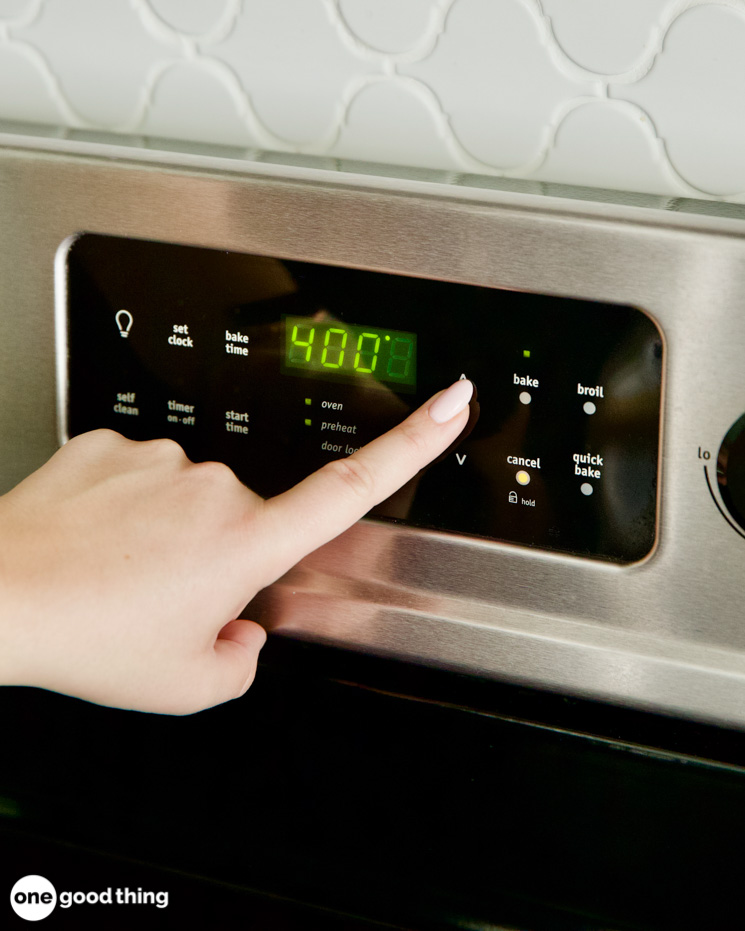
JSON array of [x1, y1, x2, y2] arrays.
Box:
[[283, 316, 417, 390]]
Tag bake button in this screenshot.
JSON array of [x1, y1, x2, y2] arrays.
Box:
[[225, 329, 250, 356]]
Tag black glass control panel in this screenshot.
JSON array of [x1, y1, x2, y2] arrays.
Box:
[[64, 234, 663, 563]]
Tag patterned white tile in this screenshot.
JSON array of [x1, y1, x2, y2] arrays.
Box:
[[0, 43, 63, 124], [144, 0, 234, 39], [404, 0, 592, 171], [12, 0, 168, 128], [533, 100, 673, 195], [329, 77, 462, 170], [616, 4, 745, 197], [0, 0, 37, 20], [138, 61, 258, 148], [541, 0, 668, 76], [336, 0, 438, 55], [0, 0, 744, 202], [215, 0, 373, 146]]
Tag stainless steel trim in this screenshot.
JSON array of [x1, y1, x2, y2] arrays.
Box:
[[2, 141, 744, 727], [54, 233, 77, 446]]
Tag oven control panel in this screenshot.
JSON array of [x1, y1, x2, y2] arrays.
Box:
[[64, 234, 663, 563]]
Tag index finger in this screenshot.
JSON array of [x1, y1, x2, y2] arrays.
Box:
[[258, 379, 473, 577]]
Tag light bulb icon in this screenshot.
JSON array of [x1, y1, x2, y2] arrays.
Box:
[[115, 309, 133, 338]]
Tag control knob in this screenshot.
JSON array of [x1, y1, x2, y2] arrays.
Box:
[[717, 414, 745, 532]]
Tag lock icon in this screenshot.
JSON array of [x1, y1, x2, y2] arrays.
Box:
[[508, 491, 518, 504]]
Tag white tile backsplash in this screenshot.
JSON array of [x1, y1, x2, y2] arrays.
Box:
[[0, 0, 743, 201]]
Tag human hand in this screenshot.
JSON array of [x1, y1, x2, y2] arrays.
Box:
[[0, 380, 473, 714]]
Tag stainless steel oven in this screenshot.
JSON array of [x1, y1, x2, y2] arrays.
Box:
[[2, 139, 744, 728], [2, 138, 745, 929]]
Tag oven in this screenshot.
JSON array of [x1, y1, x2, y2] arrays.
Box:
[[2, 140, 745, 929]]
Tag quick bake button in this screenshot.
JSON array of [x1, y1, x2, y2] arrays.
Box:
[[573, 452, 603, 479]]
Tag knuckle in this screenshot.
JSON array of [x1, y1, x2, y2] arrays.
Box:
[[398, 422, 429, 459], [323, 455, 376, 500], [145, 437, 186, 460], [193, 460, 236, 486], [87, 427, 120, 442], [69, 427, 123, 449]]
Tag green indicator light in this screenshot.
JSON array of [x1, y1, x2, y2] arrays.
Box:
[[523, 349, 531, 358], [304, 418, 312, 426], [385, 335, 390, 341], [304, 398, 312, 405]]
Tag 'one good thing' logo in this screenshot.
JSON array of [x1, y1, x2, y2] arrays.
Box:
[[10, 876, 56, 921], [10, 875, 169, 921]]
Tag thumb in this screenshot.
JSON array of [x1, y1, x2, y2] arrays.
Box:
[[208, 619, 267, 706]]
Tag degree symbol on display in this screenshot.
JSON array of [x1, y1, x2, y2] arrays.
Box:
[[115, 309, 133, 338]]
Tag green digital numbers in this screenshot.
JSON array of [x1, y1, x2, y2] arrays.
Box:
[[387, 337, 414, 379], [289, 322, 315, 363], [284, 316, 416, 390], [321, 327, 347, 368], [354, 332, 380, 374]]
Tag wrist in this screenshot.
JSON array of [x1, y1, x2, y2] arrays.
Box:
[[0, 502, 40, 688], [0, 582, 28, 687]]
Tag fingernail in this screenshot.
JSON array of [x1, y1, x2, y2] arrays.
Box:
[[428, 380, 474, 424]]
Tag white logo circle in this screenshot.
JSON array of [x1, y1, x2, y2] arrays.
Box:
[[10, 875, 57, 921]]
